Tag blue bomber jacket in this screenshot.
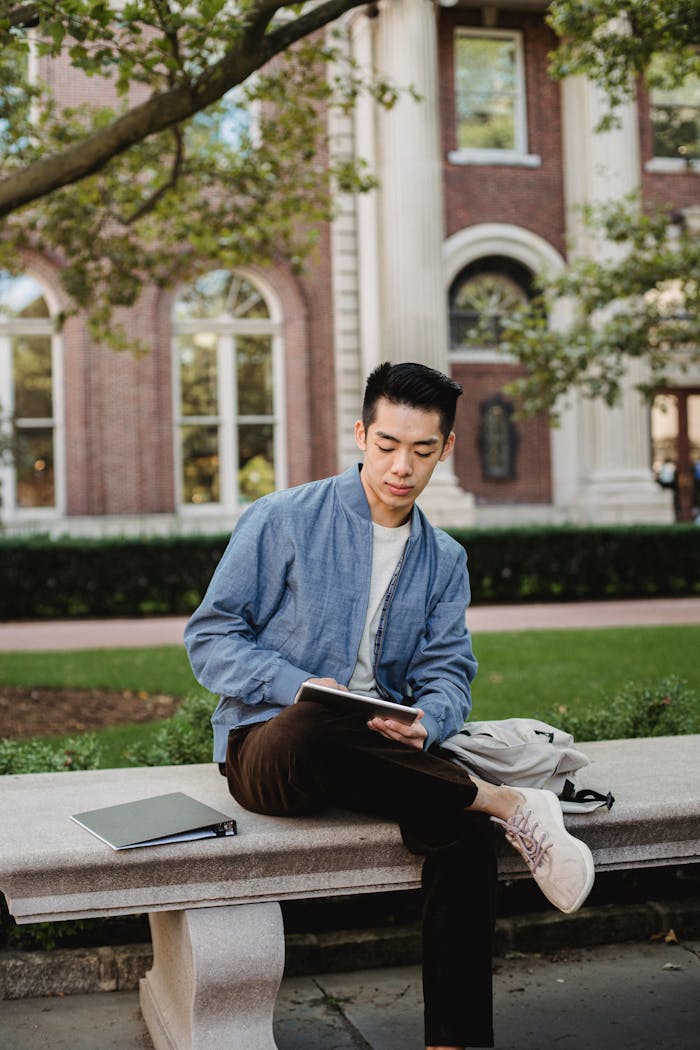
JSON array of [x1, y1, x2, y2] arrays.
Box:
[[184, 464, 478, 763]]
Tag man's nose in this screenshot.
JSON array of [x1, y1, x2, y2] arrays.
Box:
[[391, 450, 412, 476]]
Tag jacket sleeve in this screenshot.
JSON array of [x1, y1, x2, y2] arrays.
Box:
[[406, 545, 477, 749], [184, 500, 313, 707]]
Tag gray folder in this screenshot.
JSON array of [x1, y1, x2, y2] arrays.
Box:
[[71, 791, 237, 850]]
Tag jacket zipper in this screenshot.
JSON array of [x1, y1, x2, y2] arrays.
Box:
[[372, 538, 411, 700]]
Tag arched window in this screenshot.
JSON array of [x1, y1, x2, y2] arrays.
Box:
[[478, 393, 519, 481], [448, 255, 533, 353], [0, 272, 60, 515], [173, 270, 285, 511]]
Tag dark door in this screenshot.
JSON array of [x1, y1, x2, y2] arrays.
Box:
[[651, 390, 700, 522]]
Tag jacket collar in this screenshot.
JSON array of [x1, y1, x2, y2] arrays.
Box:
[[336, 463, 425, 539]]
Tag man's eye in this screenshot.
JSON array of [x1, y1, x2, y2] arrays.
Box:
[[415, 451, 433, 458], [378, 446, 395, 453]]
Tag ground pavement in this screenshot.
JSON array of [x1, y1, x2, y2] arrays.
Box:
[[1, 597, 700, 651], [1, 940, 698, 1049]]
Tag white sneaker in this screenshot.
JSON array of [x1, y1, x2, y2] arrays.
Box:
[[492, 787, 595, 914]]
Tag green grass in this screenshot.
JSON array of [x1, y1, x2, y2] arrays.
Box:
[[469, 624, 700, 722], [1, 625, 698, 767], [0, 645, 213, 768], [0, 645, 207, 697]]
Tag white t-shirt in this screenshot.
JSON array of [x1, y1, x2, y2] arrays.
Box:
[[348, 521, 411, 696]]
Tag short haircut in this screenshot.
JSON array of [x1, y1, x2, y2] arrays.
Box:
[[362, 362, 463, 441]]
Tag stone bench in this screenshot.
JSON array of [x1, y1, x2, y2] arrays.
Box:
[[1, 734, 699, 1050]]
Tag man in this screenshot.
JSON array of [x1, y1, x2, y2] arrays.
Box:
[[185, 361, 594, 1049]]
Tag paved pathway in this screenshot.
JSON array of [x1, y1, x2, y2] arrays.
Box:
[[0, 597, 699, 651], [1, 940, 698, 1049]]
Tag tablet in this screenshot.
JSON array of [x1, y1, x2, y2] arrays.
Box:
[[295, 681, 419, 725]]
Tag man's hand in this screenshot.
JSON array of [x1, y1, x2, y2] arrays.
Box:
[[367, 709, 427, 750], [293, 677, 348, 703]]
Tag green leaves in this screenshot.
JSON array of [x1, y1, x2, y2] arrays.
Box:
[[501, 196, 700, 419], [547, 676, 700, 741], [0, 0, 386, 350], [547, 1, 700, 126]]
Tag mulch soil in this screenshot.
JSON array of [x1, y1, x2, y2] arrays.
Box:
[[0, 686, 181, 739]]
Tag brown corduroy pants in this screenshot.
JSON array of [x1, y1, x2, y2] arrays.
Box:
[[224, 700, 497, 1048]]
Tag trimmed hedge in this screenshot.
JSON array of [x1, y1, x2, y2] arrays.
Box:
[[450, 524, 700, 605], [0, 524, 697, 620], [0, 534, 229, 619]]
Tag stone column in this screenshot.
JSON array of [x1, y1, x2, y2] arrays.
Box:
[[560, 75, 672, 522], [375, 0, 448, 365], [372, 0, 475, 524]]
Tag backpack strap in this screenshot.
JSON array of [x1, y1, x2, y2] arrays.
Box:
[[561, 778, 615, 810]]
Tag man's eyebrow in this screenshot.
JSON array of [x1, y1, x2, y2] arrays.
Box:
[[375, 430, 440, 446]]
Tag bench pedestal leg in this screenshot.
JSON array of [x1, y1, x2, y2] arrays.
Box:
[[140, 902, 284, 1050]]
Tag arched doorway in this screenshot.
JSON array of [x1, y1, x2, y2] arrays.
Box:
[[651, 390, 700, 521]]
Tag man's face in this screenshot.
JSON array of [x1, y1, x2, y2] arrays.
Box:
[[355, 398, 455, 527]]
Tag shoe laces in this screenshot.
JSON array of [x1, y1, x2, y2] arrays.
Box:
[[492, 807, 552, 873]]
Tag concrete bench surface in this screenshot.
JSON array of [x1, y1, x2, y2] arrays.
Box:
[[2, 734, 699, 925], [2, 734, 699, 1050]]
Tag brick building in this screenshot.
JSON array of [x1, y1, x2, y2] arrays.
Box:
[[2, 0, 698, 536]]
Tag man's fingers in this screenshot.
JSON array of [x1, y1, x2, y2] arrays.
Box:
[[367, 713, 426, 749]]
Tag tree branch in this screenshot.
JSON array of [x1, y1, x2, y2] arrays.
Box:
[[118, 125, 185, 225], [0, 0, 369, 219], [258, 0, 367, 58]]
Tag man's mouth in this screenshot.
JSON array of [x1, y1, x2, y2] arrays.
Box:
[[387, 483, 412, 497]]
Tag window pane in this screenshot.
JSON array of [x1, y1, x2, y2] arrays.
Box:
[[450, 271, 528, 348], [238, 424, 275, 502], [15, 427, 54, 507], [174, 270, 270, 321], [0, 273, 50, 318], [181, 425, 220, 504], [456, 35, 517, 150], [178, 334, 218, 416], [649, 57, 700, 160], [480, 401, 516, 480], [188, 87, 251, 152], [227, 274, 270, 319], [651, 101, 700, 159], [175, 270, 229, 321], [237, 334, 273, 415], [13, 334, 53, 418]]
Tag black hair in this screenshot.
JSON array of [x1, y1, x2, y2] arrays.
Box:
[[362, 361, 463, 441]]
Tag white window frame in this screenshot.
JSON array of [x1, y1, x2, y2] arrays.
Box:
[[449, 27, 541, 169], [443, 223, 567, 364], [172, 269, 287, 517], [644, 76, 700, 173], [0, 274, 65, 523]]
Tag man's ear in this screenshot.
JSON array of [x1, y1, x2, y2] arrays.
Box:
[[439, 431, 456, 462], [354, 419, 367, 452]]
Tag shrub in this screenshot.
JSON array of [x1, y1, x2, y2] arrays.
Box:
[[123, 694, 213, 766], [0, 733, 102, 774], [449, 524, 700, 604], [546, 676, 699, 741], [0, 892, 147, 951], [0, 534, 229, 619]]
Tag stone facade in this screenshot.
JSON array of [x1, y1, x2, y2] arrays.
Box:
[[2, 0, 692, 535]]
